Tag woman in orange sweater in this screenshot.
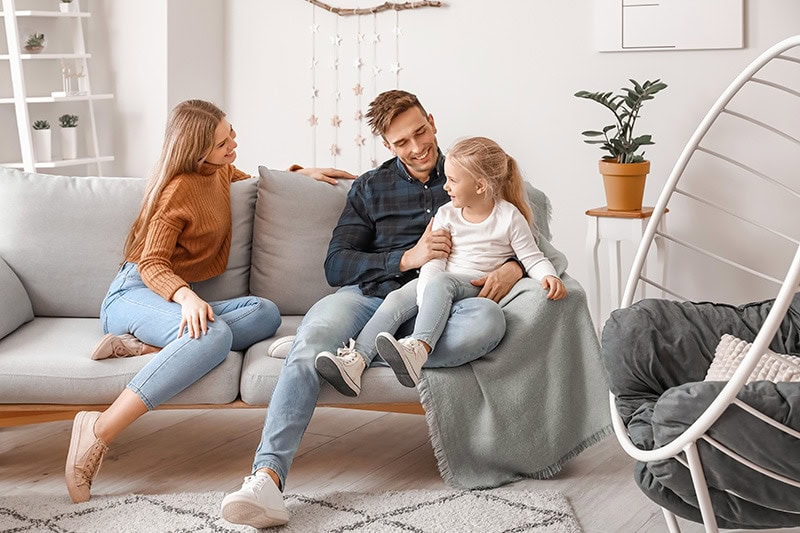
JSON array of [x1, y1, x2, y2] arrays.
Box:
[[64, 100, 351, 503]]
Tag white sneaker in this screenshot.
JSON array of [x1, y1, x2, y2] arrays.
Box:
[[315, 339, 366, 397], [221, 471, 289, 528], [375, 333, 428, 387]]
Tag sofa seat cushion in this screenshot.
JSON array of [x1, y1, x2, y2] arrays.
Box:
[[0, 318, 242, 405], [239, 315, 420, 405]]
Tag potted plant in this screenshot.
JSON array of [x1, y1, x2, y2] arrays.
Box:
[[59, 0, 75, 13], [58, 114, 78, 160], [23, 33, 46, 54], [575, 78, 668, 210], [32, 120, 52, 162]]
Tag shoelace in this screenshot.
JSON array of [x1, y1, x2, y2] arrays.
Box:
[[335, 339, 361, 364], [110, 337, 142, 357], [242, 474, 270, 492], [75, 441, 108, 487]]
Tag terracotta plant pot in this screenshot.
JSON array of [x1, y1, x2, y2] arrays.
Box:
[[599, 160, 650, 211]]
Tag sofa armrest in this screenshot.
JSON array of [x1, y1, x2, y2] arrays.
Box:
[[0, 256, 34, 340]]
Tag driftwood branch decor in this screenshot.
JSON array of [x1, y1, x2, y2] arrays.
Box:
[[303, 0, 443, 16]]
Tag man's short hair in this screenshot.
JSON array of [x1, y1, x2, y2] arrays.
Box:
[[366, 90, 428, 138]]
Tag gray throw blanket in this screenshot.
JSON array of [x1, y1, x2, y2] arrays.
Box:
[[418, 188, 612, 489]]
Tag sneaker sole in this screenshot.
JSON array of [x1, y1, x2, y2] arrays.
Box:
[[375, 334, 419, 387], [65, 411, 94, 503], [315, 357, 360, 397], [221, 498, 289, 528]]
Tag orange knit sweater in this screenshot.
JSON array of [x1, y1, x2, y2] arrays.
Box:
[[125, 163, 251, 300]]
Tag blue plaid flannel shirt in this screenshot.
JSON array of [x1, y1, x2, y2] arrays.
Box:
[[324, 152, 449, 298]]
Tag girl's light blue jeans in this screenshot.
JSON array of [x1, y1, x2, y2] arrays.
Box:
[[100, 262, 281, 410], [252, 283, 506, 488], [354, 273, 480, 360], [411, 272, 481, 352], [353, 280, 418, 363]]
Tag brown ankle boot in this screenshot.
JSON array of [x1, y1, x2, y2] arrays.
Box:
[[90, 333, 146, 360]]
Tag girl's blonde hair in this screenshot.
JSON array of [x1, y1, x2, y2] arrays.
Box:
[[122, 100, 225, 258], [446, 136, 534, 224]]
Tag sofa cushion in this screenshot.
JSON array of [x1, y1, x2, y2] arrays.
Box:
[[0, 167, 145, 317], [239, 314, 421, 406], [192, 177, 258, 302], [0, 167, 258, 317], [0, 257, 33, 341], [250, 167, 351, 314], [0, 317, 242, 404]]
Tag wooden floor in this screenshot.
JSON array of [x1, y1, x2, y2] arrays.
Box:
[[0, 408, 788, 533]]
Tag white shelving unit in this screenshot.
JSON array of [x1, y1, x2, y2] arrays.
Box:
[[1, 0, 113, 175]]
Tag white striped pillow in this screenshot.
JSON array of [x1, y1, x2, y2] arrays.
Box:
[[705, 334, 800, 383]]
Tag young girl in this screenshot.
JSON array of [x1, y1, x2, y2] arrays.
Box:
[[314, 136, 566, 396], [64, 100, 284, 503]]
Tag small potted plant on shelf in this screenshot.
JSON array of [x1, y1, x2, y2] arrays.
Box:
[[59, 0, 75, 13], [32, 120, 52, 162], [23, 33, 46, 54], [58, 113, 79, 160], [575, 78, 668, 211]]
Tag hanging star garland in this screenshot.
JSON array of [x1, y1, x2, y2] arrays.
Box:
[[303, 0, 443, 169]]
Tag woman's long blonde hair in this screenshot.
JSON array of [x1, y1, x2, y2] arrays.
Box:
[[122, 100, 225, 258], [446, 136, 534, 224]]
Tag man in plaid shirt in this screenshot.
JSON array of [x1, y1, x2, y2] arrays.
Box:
[[223, 90, 523, 529]]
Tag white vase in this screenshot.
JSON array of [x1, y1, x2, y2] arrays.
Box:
[[32, 129, 52, 162], [60, 127, 77, 159], [59, 2, 73, 12]]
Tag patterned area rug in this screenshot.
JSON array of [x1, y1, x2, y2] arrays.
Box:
[[0, 489, 581, 532]]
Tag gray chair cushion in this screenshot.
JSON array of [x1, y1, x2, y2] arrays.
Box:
[[602, 296, 800, 529], [249, 167, 351, 314], [0, 317, 241, 405], [0, 257, 33, 341]]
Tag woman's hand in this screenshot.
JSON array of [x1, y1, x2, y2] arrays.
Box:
[[542, 275, 567, 300], [290, 165, 357, 185], [172, 286, 214, 339]]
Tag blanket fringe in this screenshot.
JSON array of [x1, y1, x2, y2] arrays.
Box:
[[418, 377, 457, 487], [420, 395, 614, 489], [520, 425, 614, 482]]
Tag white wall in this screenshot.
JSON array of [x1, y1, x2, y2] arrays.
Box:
[[97, 1, 800, 305], [92, 0, 224, 178]]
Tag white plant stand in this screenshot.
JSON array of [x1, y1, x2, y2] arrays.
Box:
[[0, 0, 113, 175]]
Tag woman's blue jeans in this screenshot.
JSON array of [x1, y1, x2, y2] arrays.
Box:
[[252, 284, 506, 487], [100, 262, 281, 410]]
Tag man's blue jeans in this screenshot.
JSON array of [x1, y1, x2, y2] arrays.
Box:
[[101, 262, 281, 410], [251, 284, 506, 488]]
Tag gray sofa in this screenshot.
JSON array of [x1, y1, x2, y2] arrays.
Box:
[[0, 165, 422, 427]]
